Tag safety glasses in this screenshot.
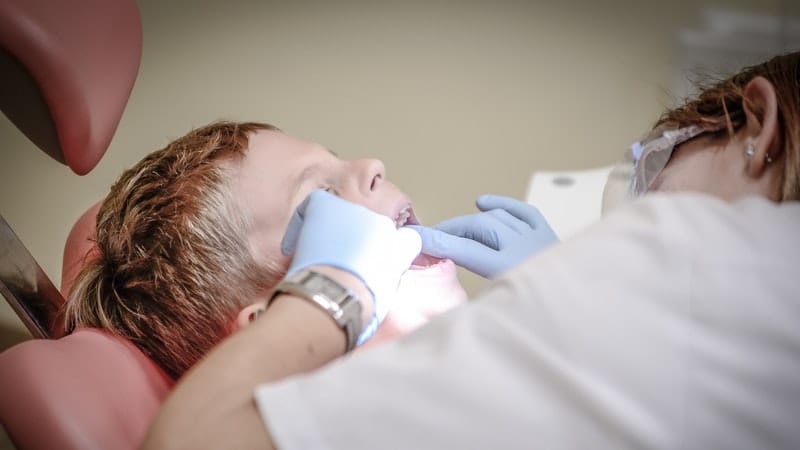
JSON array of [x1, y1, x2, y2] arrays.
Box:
[[624, 125, 708, 196]]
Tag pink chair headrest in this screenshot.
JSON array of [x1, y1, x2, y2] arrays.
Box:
[[1, 202, 174, 449], [61, 201, 103, 299], [0, 0, 142, 174], [0, 328, 173, 450]]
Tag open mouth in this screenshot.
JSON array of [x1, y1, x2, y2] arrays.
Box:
[[393, 204, 445, 269], [394, 204, 417, 228], [410, 253, 445, 269]]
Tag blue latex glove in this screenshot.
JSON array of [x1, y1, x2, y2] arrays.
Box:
[[408, 194, 557, 278], [281, 190, 422, 345]]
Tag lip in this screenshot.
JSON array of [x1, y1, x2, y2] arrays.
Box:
[[405, 206, 419, 226], [410, 253, 447, 269], [391, 198, 441, 268]]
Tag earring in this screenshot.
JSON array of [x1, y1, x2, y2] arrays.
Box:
[[764, 152, 774, 164], [744, 144, 756, 160]]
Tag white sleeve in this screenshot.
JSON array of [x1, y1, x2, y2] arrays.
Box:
[[254, 194, 800, 450]]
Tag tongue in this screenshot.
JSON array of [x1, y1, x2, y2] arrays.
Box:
[[411, 253, 442, 269]]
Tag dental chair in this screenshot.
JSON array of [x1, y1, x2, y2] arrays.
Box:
[[0, 1, 173, 449]]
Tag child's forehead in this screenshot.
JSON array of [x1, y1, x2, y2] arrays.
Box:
[[233, 131, 340, 204], [247, 129, 333, 159]]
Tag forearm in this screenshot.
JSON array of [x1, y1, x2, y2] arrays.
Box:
[[141, 274, 356, 450]]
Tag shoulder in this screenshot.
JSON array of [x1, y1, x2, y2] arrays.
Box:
[[596, 193, 753, 237], [565, 193, 797, 257], [598, 194, 798, 262], [601, 193, 797, 231], [497, 193, 799, 317]]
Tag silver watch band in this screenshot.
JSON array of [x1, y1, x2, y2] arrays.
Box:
[[268, 269, 363, 352]]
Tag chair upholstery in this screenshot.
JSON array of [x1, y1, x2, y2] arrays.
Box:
[[0, 328, 173, 450], [0, 0, 142, 174], [0, 0, 142, 335], [0, 200, 175, 450], [0, 1, 175, 449], [60, 201, 102, 298]]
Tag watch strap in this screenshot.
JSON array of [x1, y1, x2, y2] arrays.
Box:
[[268, 269, 363, 352]]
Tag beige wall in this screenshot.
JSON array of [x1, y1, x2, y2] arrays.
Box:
[[0, 0, 790, 344]]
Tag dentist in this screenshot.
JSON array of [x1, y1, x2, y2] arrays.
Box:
[[143, 53, 800, 450]]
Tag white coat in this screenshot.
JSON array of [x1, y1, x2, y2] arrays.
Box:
[[255, 193, 800, 450]]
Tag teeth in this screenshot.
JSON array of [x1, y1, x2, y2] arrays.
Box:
[[395, 206, 410, 228]]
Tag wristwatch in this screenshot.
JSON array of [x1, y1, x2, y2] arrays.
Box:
[[268, 269, 363, 352]]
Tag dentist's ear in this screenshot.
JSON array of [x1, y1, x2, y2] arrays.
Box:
[[235, 302, 267, 330], [742, 76, 781, 178]]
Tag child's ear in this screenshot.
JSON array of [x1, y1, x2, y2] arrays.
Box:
[[235, 302, 267, 330]]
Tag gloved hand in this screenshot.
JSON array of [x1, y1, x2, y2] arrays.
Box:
[[408, 194, 557, 278], [281, 190, 422, 345]]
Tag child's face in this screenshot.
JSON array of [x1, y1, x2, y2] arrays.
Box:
[[230, 129, 418, 271]]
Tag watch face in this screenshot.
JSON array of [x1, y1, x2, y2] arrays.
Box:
[[303, 273, 348, 302], [286, 270, 359, 317], [282, 269, 363, 352]]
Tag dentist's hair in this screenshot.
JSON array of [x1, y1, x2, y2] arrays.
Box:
[[655, 51, 800, 200], [65, 121, 283, 380]]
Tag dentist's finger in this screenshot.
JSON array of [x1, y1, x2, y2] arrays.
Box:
[[408, 225, 500, 275], [396, 227, 423, 265], [430, 214, 504, 250], [280, 195, 311, 256], [484, 208, 528, 234], [476, 195, 547, 229]]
